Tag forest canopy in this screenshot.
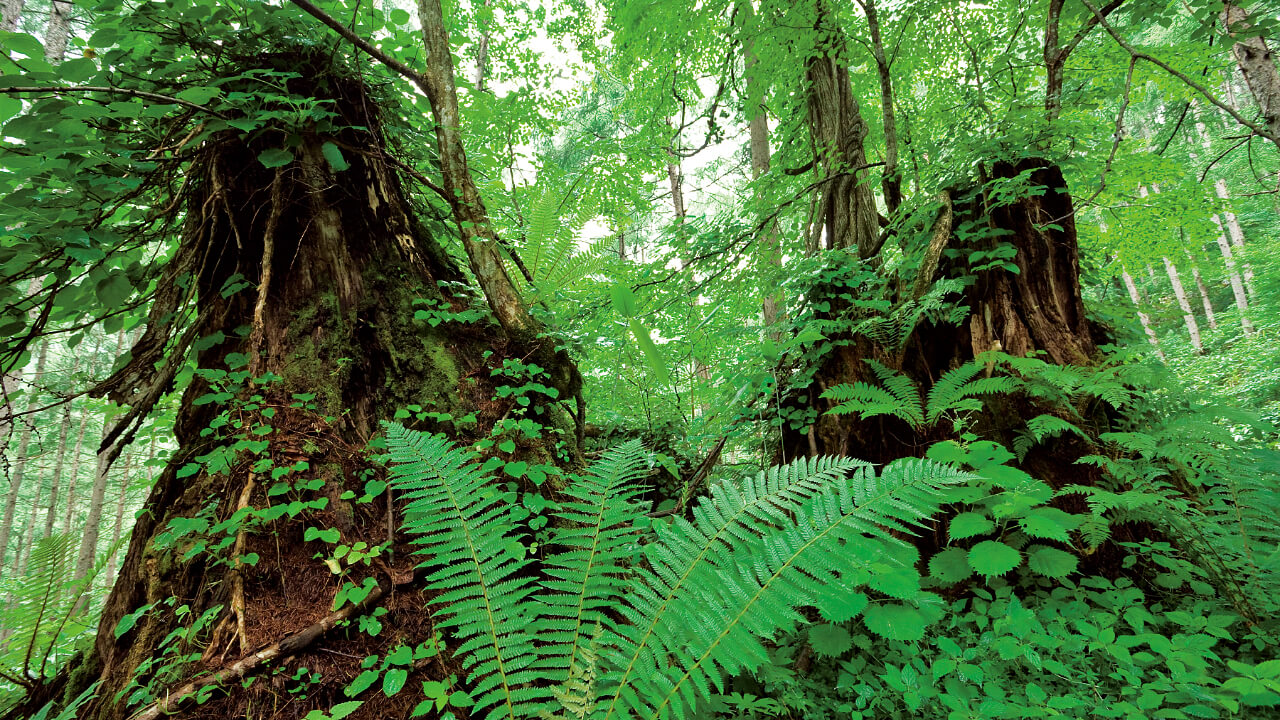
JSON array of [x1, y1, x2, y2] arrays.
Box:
[[1, 0, 1280, 718]]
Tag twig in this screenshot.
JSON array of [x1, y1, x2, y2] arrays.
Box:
[[0, 86, 228, 119]]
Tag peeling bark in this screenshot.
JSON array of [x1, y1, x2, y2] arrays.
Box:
[[1222, 1, 1280, 147]]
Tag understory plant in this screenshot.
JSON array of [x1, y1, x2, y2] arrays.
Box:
[[381, 423, 972, 720]]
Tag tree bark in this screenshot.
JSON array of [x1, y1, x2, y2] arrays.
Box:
[[1222, 1, 1280, 146], [103, 450, 131, 585], [1122, 269, 1164, 359], [61, 382, 92, 536], [0, 0, 23, 32], [43, 0, 72, 64], [1193, 114, 1254, 297], [805, 0, 879, 258], [67, 56, 560, 720], [1163, 257, 1202, 353], [0, 338, 47, 577], [42, 358, 77, 538], [739, 0, 784, 337], [1189, 256, 1219, 331]]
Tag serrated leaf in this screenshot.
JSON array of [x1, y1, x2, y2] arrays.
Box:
[[329, 701, 363, 720], [1026, 545, 1078, 578], [809, 623, 853, 656], [949, 511, 994, 540], [928, 547, 973, 584], [863, 603, 926, 641], [968, 540, 1021, 577], [869, 564, 920, 598]]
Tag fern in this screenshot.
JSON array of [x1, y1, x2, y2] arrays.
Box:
[[381, 424, 967, 720], [924, 362, 1018, 424], [384, 424, 545, 720]]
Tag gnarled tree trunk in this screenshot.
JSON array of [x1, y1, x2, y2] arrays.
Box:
[[46, 57, 574, 720]]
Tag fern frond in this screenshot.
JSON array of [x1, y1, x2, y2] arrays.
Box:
[[383, 423, 545, 720], [596, 455, 872, 720], [925, 362, 1018, 424], [2, 533, 76, 677], [601, 457, 968, 720], [540, 441, 649, 683], [821, 382, 913, 425]]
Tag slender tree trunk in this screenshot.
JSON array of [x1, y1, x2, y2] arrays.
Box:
[[103, 450, 132, 585], [1194, 115, 1255, 296], [739, 0, 784, 337], [16, 465, 44, 574], [43, 362, 77, 538], [1123, 269, 1165, 360], [0, 339, 48, 577], [0, 0, 23, 32], [1211, 219, 1255, 335], [858, 0, 901, 214], [71, 329, 126, 611], [805, 0, 879, 257], [1163, 257, 1203, 353], [1189, 256, 1219, 331], [1222, 1, 1280, 149], [471, 0, 490, 92]]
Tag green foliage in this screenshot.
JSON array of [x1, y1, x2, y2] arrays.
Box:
[[822, 356, 1017, 431], [383, 423, 969, 719]]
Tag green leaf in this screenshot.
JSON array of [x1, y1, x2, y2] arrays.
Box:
[[94, 272, 133, 308], [321, 141, 350, 172], [610, 282, 637, 318], [809, 623, 853, 656], [928, 547, 973, 584], [863, 603, 926, 642], [629, 318, 669, 385], [176, 86, 221, 104], [1019, 507, 1079, 541], [948, 511, 993, 540], [344, 670, 379, 698], [382, 668, 408, 696], [257, 148, 294, 168], [390, 8, 411, 24], [1025, 545, 1078, 578], [329, 701, 363, 720], [968, 540, 1022, 577]]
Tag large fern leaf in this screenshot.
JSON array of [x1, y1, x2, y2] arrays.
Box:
[[383, 423, 545, 720], [925, 361, 1018, 424], [595, 455, 871, 719], [600, 457, 968, 720], [539, 441, 650, 683]]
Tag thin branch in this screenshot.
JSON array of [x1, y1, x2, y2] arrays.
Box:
[[1080, 0, 1275, 143], [288, 0, 431, 96], [0, 86, 228, 119]]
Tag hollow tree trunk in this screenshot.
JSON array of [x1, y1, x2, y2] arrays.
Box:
[[56, 58, 569, 720], [786, 160, 1100, 463]]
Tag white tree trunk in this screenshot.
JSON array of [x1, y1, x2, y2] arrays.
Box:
[[104, 450, 133, 585], [1164, 257, 1203, 353], [1212, 219, 1255, 335], [1122, 269, 1165, 360], [1188, 257, 1219, 331]]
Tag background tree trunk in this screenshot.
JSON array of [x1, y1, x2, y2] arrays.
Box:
[[1163, 258, 1202, 353], [1222, 1, 1280, 146], [0, 339, 47, 577]]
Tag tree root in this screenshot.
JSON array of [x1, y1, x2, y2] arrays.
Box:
[[129, 566, 408, 720]]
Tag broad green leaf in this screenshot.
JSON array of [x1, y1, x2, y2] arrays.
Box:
[[863, 603, 926, 642], [321, 141, 350, 171], [968, 540, 1021, 577], [948, 511, 994, 540], [809, 623, 853, 656], [257, 148, 294, 168], [928, 547, 973, 584], [1025, 545, 1077, 579]]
